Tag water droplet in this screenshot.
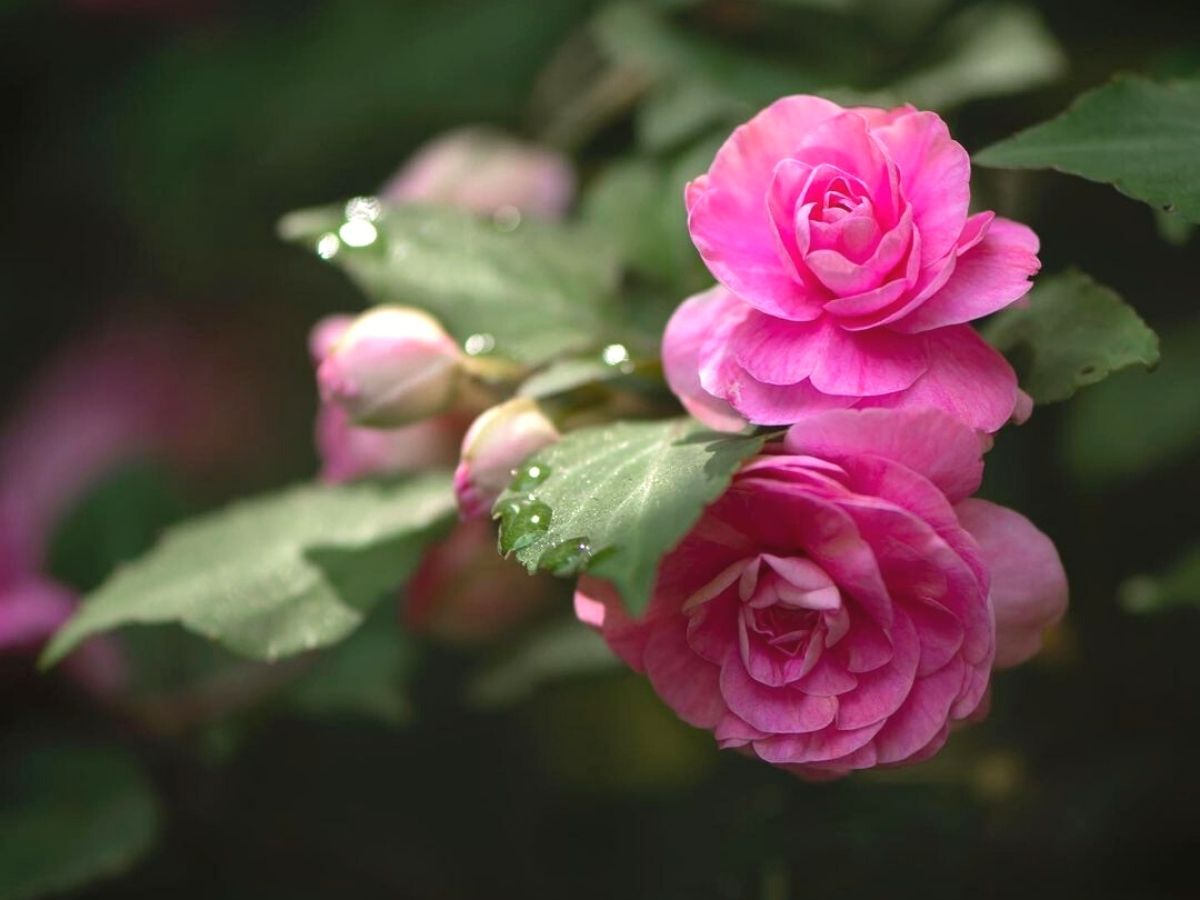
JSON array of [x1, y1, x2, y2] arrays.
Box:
[[511, 462, 551, 493], [492, 205, 522, 232], [316, 233, 340, 259], [344, 195, 382, 222], [499, 497, 551, 553], [540, 538, 592, 577], [464, 333, 495, 356], [339, 219, 378, 248], [601, 343, 630, 367]]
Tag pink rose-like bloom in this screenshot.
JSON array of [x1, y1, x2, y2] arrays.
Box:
[[576, 408, 1066, 777], [381, 128, 576, 220], [666, 96, 1040, 433], [454, 397, 560, 520]]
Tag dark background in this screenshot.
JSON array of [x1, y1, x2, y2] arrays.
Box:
[[2, 1, 1199, 897]]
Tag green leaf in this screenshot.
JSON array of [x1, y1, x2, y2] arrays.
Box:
[[876, 3, 1065, 112], [517, 357, 629, 399], [984, 270, 1160, 404], [46, 460, 191, 593], [279, 203, 619, 365], [495, 418, 766, 613], [1062, 320, 1200, 485], [0, 744, 159, 900], [580, 135, 718, 300], [975, 75, 1200, 223], [468, 617, 620, 708], [42, 474, 455, 668], [284, 606, 416, 725], [1121, 544, 1200, 613]]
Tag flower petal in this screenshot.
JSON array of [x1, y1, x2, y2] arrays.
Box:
[[719, 655, 839, 734], [866, 326, 1020, 433], [784, 406, 985, 502], [662, 287, 749, 432], [955, 499, 1068, 668], [644, 621, 728, 729], [892, 217, 1041, 333], [872, 110, 971, 265]]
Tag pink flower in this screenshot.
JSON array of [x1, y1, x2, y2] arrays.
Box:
[[454, 398, 560, 520], [405, 519, 552, 644], [666, 96, 1040, 432], [576, 408, 1066, 777], [315, 404, 462, 485], [309, 315, 464, 483], [0, 572, 125, 696], [317, 306, 464, 428], [381, 128, 575, 220]]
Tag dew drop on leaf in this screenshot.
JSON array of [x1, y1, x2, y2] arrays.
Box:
[[499, 497, 552, 553], [511, 462, 551, 493], [540, 538, 592, 577]]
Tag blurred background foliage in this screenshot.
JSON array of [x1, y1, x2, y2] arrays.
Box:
[[2, 0, 1199, 898]]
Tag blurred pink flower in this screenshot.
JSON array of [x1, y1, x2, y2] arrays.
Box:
[[666, 96, 1039, 432], [576, 408, 1066, 777], [0, 319, 258, 571], [406, 519, 551, 645], [0, 316, 265, 693], [381, 128, 575, 220], [0, 571, 124, 696], [316, 403, 462, 485]]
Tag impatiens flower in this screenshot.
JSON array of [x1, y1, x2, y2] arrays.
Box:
[[315, 404, 462, 485], [666, 95, 1040, 432], [309, 314, 464, 483], [576, 408, 1067, 777], [381, 127, 576, 220], [318, 306, 464, 428], [406, 519, 553, 644], [0, 320, 255, 572], [454, 397, 560, 520]]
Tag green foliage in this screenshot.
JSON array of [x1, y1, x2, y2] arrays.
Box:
[[109, 0, 594, 281], [976, 75, 1200, 222], [468, 617, 620, 708], [870, 4, 1065, 111], [0, 744, 159, 900], [46, 460, 191, 593], [581, 135, 720, 301], [495, 418, 766, 613], [280, 203, 620, 365], [42, 474, 455, 667], [1062, 321, 1200, 484], [284, 607, 416, 725], [985, 271, 1160, 404], [1121, 544, 1200, 613]]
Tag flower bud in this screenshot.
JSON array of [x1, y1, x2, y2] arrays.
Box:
[[405, 520, 552, 645], [381, 128, 575, 221], [454, 397, 559, 519], [308, 314, 354, 365], [317, 306, 463, 428]]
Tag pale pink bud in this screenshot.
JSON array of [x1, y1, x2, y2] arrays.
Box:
[[381, 128, 575, 220], [454, 397, 559, 519], [308, 314, 354, 365], [317, 306, 463, 428]]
